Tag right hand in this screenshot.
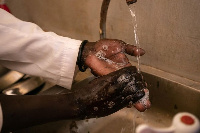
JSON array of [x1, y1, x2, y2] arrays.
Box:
[[72, 66, 150, 119]]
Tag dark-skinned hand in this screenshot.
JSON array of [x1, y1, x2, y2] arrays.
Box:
[[82, 39, 145, 76], [72, 66, 150, 119]]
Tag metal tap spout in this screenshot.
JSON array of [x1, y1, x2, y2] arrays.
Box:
[[100, 0, 137, 39]]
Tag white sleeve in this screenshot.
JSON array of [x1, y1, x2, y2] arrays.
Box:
[[0, 9, 82, 89]]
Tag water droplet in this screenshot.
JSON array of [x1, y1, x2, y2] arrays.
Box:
[[117, 74, 130, 83]]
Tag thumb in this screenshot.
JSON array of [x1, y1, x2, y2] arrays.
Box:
[[124, 44, 145, 56]]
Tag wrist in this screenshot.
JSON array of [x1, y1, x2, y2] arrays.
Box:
[[77, 40, 95, 72], [81, 41, 95, 62], [76, 40, 88, 72]]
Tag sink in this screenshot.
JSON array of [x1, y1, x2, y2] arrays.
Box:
[[12, 61, 200, 133]]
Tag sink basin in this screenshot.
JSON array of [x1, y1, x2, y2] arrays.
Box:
[[13, 62, 200, 133]]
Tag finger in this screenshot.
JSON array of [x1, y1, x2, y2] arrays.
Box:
[[131, 89, 145, 103], [135, 100, 151, 110], [107, 80, 130, 95], [92, 67, 136, 96], [135, 81, 146, 90], [124, 44, 145, 56], [102, 66, 138, 83], [96, 39, 145, 57], [121, 89, 145, 108], [123, 80, 137, 94], [134, 89, 151, 112]]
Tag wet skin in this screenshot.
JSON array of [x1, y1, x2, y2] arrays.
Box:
[[82, 39, 145, 76], [82, 39, 150, 111], [73, 66, 150, 119]]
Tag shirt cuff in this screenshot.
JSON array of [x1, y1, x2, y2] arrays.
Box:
[[56, 37, 82, 89]]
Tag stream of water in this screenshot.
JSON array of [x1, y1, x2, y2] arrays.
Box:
[[129, 5, 141, 133], [129, 6, 141, 72]]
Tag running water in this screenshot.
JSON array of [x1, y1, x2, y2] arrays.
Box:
[[128, 5, 142, 133], [129, 6, 141, 72]]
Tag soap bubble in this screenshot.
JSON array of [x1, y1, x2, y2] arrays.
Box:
[[137, 90, 149, 109], [95, 50, 106, 59], [123, 80, 137, 93], [102, 45, 108, 51], [95, 50, 114, 65], [117, 74, 131, 83], [108, 101, 115, 108]]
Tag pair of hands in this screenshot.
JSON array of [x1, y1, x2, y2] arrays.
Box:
[[73, 39, 150, 118]]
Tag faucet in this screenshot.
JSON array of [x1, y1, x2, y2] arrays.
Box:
[[100, 0, 137, 39]]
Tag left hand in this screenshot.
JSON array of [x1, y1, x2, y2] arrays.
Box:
[[82, 39, 145, 76]]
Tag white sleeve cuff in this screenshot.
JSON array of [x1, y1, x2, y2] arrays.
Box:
[[51, 35, 82, 89]]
